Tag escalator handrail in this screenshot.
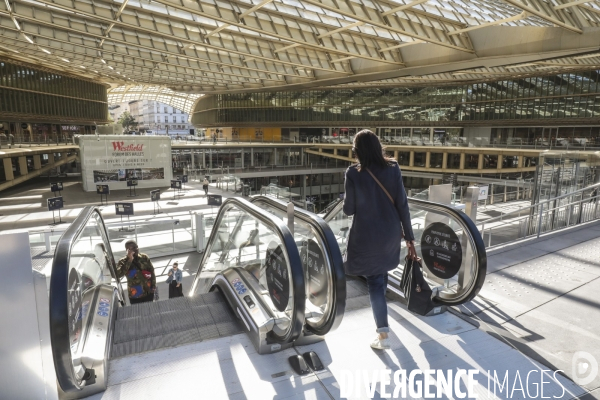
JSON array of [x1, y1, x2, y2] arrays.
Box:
[[49, 206, 124, 393], [190, 197, 305, 344], [324, 197, 487, 305], [250, 196, 346, 335]]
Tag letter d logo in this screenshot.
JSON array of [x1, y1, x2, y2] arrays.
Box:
[[572, 351, 598, 386]]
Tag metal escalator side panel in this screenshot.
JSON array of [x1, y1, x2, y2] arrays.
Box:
[[324, 195, 487, 306], [49, 206, 123, 394], [251, 196, 346, 336], [406, 198, 487, 305], [212, 269, 297, 354], [58, 285, 118, 400], [190, 197, 305, 344]]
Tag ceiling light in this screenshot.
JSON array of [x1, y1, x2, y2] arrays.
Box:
[[101, 59, 106, 64], [11, 17, 20, 30], [80, 65, 86, 69], [108, 66, 114, 70], [61, 58, 70, 63], [40, 47, 51, 54], [23, 34, 34, 44]]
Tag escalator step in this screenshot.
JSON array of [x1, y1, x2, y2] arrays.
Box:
[[112, 287, 242, 358], [187, 294, 207, 307], [191, 305, 216, 328], [201, 291, 227, 304], [216, 321, 245, 336], [157, 297, 191, 313], [208, 302, 236, 324], [162, 310, 196, 332], [198, 325, 220, 341]]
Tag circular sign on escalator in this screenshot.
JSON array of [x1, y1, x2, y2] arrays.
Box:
[[67, 268, 83, 351], [420, 222, 462, 280], [301, 239, 328, 307], [265, 243, 290, 312]]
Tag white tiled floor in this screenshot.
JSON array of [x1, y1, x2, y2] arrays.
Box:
[[86, 300, 586, 399]]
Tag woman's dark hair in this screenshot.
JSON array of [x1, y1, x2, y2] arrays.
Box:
[[352, 129, 394, 171]]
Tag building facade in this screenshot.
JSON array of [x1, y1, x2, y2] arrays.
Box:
[[128, 100, 194, 136], [191, 70, 600, 147]]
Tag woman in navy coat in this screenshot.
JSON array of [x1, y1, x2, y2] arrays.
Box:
[[343, 130, 418, 349]]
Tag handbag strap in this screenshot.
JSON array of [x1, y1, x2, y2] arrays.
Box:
[[365, 167, 394, 205]]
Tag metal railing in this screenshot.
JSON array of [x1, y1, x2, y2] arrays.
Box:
[[478, 182, 600, 248], [29, 211, 211, 258]]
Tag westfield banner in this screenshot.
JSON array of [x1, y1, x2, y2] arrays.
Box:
[[79, 135, 172, 192]]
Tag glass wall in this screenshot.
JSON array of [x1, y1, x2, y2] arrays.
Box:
[[0, 61, 107, 121], [193, 70, 600, 126]]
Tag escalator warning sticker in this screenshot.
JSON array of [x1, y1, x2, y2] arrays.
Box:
[[97, 298, 110, 317], [233, 281, 248, 295], [420, 222, 463, 280]]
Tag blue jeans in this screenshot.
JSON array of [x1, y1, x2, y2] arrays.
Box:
[[365, 274, 389, 333]]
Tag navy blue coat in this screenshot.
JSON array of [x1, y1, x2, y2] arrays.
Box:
[[343, 161, 414, 276]]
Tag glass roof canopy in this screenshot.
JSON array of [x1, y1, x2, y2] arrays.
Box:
[[0, 0, 599, 97]]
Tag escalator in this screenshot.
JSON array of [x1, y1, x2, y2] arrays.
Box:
[[322, 196, 487, 307], [250, 195, 346, 337], [48, 198, 339, 399]]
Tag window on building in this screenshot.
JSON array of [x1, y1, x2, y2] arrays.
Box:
[[164, 107, 167, 113], [164, 116, 168, 123], [172, 116, 176, 123]]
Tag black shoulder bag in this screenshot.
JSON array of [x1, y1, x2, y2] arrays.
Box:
[[400, 258, 434, 316]]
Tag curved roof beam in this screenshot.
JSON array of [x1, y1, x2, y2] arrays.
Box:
[[501, 0, 583, 33]]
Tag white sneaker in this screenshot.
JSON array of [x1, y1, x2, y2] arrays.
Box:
[[370, 336, 390, 350]]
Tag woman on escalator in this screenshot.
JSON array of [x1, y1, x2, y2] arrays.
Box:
[[343, 129, 418, 350]]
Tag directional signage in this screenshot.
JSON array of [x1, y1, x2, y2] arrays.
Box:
[[47, 196, 64, 211], [478, 185, 489, 201], [150, 189, 160, 202], [127, 178, 138, 187], [207, 194, 222, 206], [96, 185, 110, 195], [50, 182, 63, 192], [115, 202, 134, 216], [170, 180, 182, 189]]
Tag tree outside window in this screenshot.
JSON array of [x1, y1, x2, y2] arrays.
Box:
[[118, 111, 138, 132]]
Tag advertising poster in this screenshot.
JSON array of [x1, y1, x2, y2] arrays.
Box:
[[80, 135, 172, 192], [420, 222, 463, 280], [301, 239, 328, 307], [265, 243, 290, 312]]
